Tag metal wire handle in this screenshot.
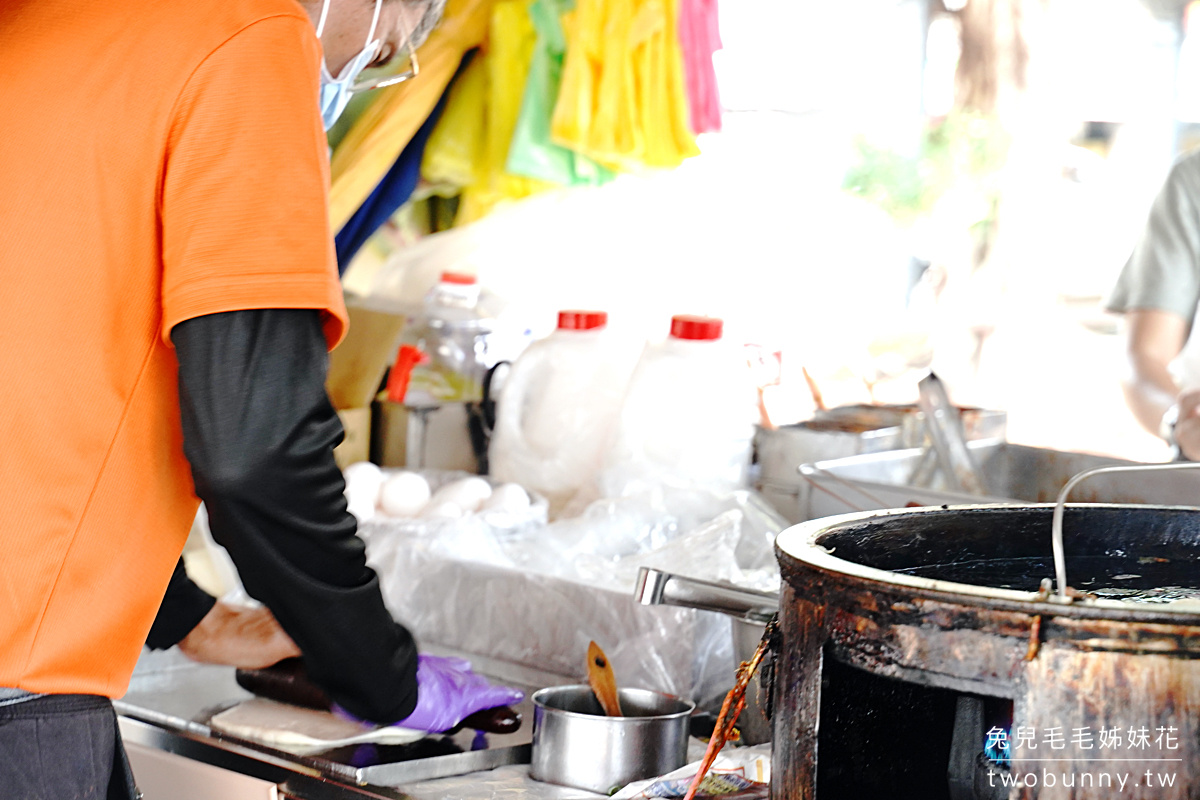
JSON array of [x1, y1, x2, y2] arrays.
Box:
[[1051, 461, 1200, 598]]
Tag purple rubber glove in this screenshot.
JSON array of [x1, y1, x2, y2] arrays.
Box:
[[334, 654, 523, 733], [400, 654, 524, 732]]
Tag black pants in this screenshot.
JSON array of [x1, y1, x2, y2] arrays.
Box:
[[0, 694, 139, 800]]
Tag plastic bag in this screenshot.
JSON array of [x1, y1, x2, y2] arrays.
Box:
[[457, 0, 552, 225], [329, 0, 494, 230], [359, 482, 789, 708], [677, 0, 722, 134], [612, 745, 772, 799], [506, 0, 615, 186], [421, 54, 488, 191], [495, 487, 786, 593], [631, 0, 702, 168], [551, 0, 699, 170], [363, 528, 736, 708]]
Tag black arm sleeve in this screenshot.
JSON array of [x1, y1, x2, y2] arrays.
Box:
[[172, 308, 418, 724], [146, 558, 217, 650]]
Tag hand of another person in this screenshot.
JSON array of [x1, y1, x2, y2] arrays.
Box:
[[334, 654, 524, 732], [1174, 389, 1200, 461], [177, 601, 302, 669]]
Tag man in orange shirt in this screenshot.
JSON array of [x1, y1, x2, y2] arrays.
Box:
[[0, 2, 516, 798]]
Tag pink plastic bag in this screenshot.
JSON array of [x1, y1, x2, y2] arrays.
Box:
[[677, 0, 721, 134]]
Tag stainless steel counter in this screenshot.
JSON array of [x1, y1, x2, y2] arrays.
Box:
[[119, 647, 597, 800]]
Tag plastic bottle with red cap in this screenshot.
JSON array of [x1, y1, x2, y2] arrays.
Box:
[[488, 310, 640, 517], [400, 272, 493, 405], [601, 314, 758, 495]]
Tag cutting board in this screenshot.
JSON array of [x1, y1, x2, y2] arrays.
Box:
[[209, 698, 425, 755]]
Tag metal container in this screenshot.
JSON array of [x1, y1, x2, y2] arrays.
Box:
[[795, 442, 1200, 522], [756, 405, 1007, 523], [634, 567, 779, 745], [530, 685, 695, 795], [772, 505, 1200, 799]]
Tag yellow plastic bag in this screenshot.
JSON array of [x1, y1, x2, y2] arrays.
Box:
[[505, 0, 614, 186], [421, 54, 487, 191], [329, 0, 494, 231], [551, 0, 698, 170], [456, 0, 550, 225], [632, 0, 698, 168]]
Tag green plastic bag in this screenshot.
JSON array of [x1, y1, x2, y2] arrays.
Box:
[[505, 0, 614, 186]]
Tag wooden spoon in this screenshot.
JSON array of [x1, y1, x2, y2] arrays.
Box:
[[586, 640, 623, 717]]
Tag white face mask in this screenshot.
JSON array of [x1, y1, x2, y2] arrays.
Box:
[[315, 0, 383, 130]]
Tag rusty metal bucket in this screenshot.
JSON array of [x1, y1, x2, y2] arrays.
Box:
[[772, 504, 1200, 799]]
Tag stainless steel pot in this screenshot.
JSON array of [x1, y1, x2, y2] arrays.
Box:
[[773, 504, 1200, 799], [530, 685, 694, 795]]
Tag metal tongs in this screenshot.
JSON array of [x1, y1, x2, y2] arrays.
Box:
[[1050, 461, 1200, 601], [916, 372, 987, 495]]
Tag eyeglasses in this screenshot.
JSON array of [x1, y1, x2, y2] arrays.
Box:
[[351, 43, 420, 92]]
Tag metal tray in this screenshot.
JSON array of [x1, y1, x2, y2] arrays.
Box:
[[118, 647, 571, 790], [788, 442, 1200, 522], [755, 405, 1006, 522]]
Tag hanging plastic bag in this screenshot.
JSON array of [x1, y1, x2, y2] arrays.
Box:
[[506, 0, 615, 186], [630, 0, 700, 168], [457, 0, 551, 224], [421, 53, 488, 191], [551, 0, 698, 171], [677, 0, 722, 134], [329, 0, 495, 230]]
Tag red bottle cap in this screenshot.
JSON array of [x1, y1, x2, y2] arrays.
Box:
[[669, 315, 723, 341], [557, 310, 608, 330], [440, 271, 478, 285]]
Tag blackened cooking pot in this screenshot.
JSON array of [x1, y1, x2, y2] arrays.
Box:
[[772, 504, 1200, 800]]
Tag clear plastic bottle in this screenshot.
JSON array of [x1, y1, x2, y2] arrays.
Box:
[[489, 311, 639, 517], [601, 315, 758, 496], [401, 272, 493, 405]]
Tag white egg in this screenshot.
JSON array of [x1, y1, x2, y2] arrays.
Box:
[[480, 483, 530, 514], [428, 477, 493, 513], [343, 462, 385, 521], [344, 460, 383, 483], [346, 494, 377, 523], [378, 471, 432, 517], [344, 461, 384, 496], [420, 500, 466, 519]]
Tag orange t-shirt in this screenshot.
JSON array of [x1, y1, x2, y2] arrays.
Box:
[[0, 0, 348, 698]]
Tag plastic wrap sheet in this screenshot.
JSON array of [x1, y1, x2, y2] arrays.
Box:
[[498, 489, 785, 593], [363, 528, 735, 708], [361, 487, 788, 708], [196, 477, 784, 711]]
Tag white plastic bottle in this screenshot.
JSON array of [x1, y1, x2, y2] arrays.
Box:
[[489, 311, 639, 516], [601, 315, 758, 497]]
